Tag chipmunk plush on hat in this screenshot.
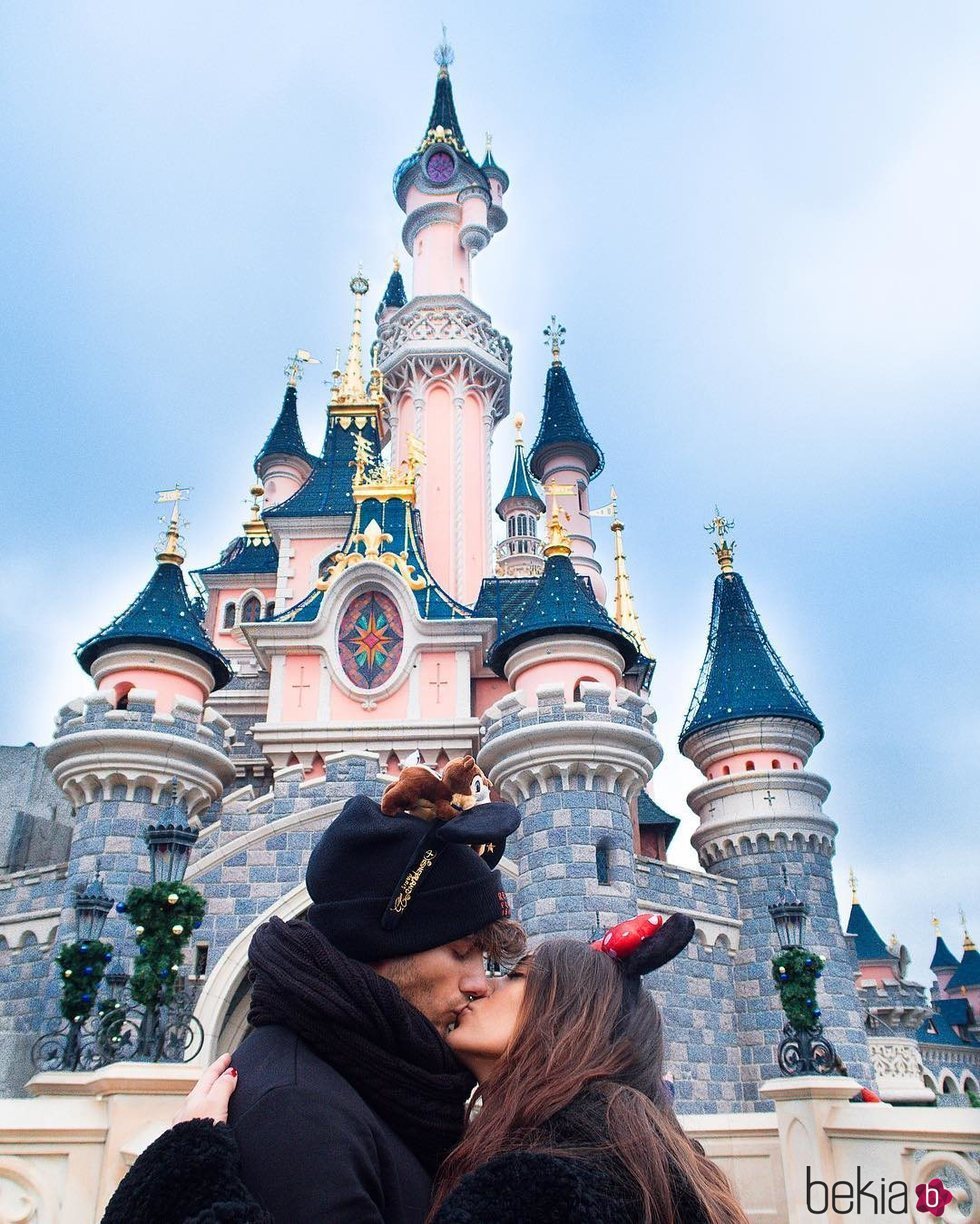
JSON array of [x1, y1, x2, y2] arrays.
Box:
[[380, 754, 491, 822]]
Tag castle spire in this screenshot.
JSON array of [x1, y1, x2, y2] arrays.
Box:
[[332, 272, 377, 409], [496, 414, 545, 519], [254, 357, 317, 477], [680, 527, 822, 749], [930, 915, 962, 972], [529, 321, 604, 481], [607, 490, 651, 657]]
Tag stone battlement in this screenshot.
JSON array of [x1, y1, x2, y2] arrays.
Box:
[[54, 692, 232, 754], [481, 682, 654, 742]]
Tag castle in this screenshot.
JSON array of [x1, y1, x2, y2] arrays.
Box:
[[1, 46, 977, 1113]]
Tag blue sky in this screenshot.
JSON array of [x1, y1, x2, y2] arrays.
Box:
[[2, 3, 977, 980]]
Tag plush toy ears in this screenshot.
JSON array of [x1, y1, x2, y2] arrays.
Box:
[[381, 801, 521, 929]]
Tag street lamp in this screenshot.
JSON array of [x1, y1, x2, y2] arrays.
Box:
[[74, 875, 114, 942], [767, 866, 808, 949], [145, 781, 199, 885]]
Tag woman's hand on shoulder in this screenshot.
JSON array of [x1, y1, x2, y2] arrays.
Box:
[[173, 1052, 239, 1126]]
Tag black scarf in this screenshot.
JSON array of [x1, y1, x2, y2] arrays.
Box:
[[247, 916, 475, 1174]]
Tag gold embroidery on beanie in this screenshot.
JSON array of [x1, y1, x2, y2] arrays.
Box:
[[392, 850, 437, 914]]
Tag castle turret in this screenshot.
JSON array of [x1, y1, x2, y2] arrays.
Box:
[[392, 38, 497, 297], [74, 497, 233, 713], [946, 922, 980, 1016], [380, 45, 511, 606], [930, 916, 961, 995], [375, 258, 408, 325], [46, 495, 234, 902], [481, 135, 509, 234], [528, 322, 606, 603], [680, 514, 876, 1102], [494, 414, 545, 578], [479, 507, 660, 938], [255, 354, 317, 509]]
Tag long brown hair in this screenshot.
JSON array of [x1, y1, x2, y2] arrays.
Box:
[[429, 939, 750, 1224]]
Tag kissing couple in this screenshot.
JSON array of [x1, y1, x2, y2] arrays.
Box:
[[103, 765, 750, 1223]]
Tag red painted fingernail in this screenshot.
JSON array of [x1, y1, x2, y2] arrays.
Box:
[[229, 1067, 237, 1077]]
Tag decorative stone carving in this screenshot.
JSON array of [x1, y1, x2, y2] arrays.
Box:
[[869, 1036, 936, 1104]]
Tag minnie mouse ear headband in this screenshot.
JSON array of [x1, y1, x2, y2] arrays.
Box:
[[592, 912, 696, 988]]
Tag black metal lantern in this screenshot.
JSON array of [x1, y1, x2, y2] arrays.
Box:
[[145, 782, 199, 885], [768, 866, 808, 949], [74, 876, 114, 942]]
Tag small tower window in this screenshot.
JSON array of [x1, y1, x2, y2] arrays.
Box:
[[193, 944, 209, 977], [241, 595, 262, 623], [577, 482, 587, 513], [114, 682, 134, 710], [745, 760, 755, 771], [792, 762, 800, 770], [722, 765, 731, 776], [771, 759, 781, 770], [573, 677, 598, 702], [222, 602, 236, 629], [595, 844, 610, 886]]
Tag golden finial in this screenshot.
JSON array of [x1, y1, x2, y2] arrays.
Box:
[[393, 254, 400, 273], [961, 906, 975, 952], [284, 349, 321, 388], [154, 486, 191, 565], [848, 867, 858, 904], [932, 915, 942, 935], [486, 132, 492, 154], [350, 431, 374, 487], [331, 274, 384, 415], [243, 482, 270, 541], [542, 480, 574, 557], [705, 506, 736, 575], [543, 316, 566, 367], [514, 413, 525, 443], [604, 489, 651, 656]]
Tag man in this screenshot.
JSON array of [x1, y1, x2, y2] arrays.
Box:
[[227, 790, 525, 1223]]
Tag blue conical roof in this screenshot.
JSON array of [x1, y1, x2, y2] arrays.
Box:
[[265, 414, 382, 520], [486, 552, 637, 675], [679, 570, 822, 748], [375, 267, 407, 322], [947, 944, 980, 991], [846, 902, 892, 962], [195, 534, 279, 577], [496, 437, 545, 518], [637, 791, 680, 849], [931, 936, 960, 972], [424, 70, 472, 159], [528, 363, 604, 481], [76, 560, 232, 688], [482, 146, 509, 192], [255, 385, 315, 472]]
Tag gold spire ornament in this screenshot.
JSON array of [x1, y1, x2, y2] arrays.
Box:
[[544, 316, 566, 367], [514, 412, 525, 443], [605, 490, 651, 657], [543, 480, 574, 557], [284, 349, 321, 388], [330, 274, 385, 421], [849, 867, 858, 905], [243, 483, 271, 542], [705, 507, 736, 575], [961, 906, 976, 952], [154, 486, 191, 565]]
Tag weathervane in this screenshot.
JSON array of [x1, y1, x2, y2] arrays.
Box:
[[705, 506, 736, 575], [284, 349, 321, 388], [155, 486, 191, 564], [543, 316, 566, 366], [435, 24, 454, 74]]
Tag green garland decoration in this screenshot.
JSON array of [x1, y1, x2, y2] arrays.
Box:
[[772, 945, 825, 1031], [56, 939, 113, 1023], [121, 881, 206, 1007]]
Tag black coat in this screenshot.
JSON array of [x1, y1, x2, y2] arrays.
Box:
[[228, 1024, 432, 1223], [102, 1083, 714, 1224]]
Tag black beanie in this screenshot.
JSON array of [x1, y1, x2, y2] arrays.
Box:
[[305, 793, 519, 962]]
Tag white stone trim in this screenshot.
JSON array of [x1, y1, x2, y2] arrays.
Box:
[[89, 646, 215, 701], [503, 635, 626, 687], [44, 729, 235, 817], [0, 910, 60, 950], [682, 717, 823, 773]]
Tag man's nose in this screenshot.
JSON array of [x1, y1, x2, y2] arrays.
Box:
[[459, 968, 492, 999]]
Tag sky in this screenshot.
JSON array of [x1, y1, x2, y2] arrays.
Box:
[[2, 2, 978, 981]]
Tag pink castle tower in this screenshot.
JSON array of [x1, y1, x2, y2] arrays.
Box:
[[379, 38, 512, 606]]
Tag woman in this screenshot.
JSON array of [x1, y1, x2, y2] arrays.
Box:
[[103, 917, 750, 1224]]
